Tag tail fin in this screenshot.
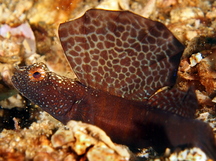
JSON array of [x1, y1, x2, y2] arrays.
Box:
[[164, 114, 216, 160], [196, 121, 216, 160], [147, 87, 216, 160]]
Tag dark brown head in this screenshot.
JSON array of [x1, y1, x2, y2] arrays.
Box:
[[11, 63, 85, 122]]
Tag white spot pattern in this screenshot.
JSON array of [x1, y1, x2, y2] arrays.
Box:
[[59, 9, 185, 102]]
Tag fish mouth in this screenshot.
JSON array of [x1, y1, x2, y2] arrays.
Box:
[[12, 65, 29, 80], [11, 74, 20, 89], [11, 69, 25, 90]]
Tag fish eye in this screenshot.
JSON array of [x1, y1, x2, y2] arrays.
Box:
[[28, 67, 46, 82], [33, 72, 41, 79]]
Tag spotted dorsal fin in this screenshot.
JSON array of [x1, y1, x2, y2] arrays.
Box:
[[147, 87, 198, 118], [59, 9, 185, 101]]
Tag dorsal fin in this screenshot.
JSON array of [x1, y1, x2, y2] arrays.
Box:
[[147, 87, 198, 118], [59, 9, 185, 101]]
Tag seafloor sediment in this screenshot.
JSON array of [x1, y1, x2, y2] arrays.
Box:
[[0, 0, 216, 160]]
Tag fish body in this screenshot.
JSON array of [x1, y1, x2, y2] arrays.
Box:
[[11, 9, 216, 160], [12, 63, 216, 159]]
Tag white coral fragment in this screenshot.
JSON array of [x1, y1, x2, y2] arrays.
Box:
[[189, 52, 203, 67]]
